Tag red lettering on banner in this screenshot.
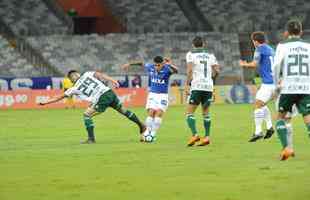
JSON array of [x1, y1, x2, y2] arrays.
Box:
[[0, 88, 147, 110]]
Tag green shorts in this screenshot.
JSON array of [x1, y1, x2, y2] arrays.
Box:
[[93, 90, 122, 113], [278, 94, 310, 116], [188, 90, 213, 108]]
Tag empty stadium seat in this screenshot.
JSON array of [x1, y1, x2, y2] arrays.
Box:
[[26, 33, 241, 77], [0, 0, 69, 36], [0, 35, 40, 77]]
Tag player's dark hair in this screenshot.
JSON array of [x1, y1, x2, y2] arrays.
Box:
[[251, 32, 266, 44], [192, 36, 204, 47], [153, 56, 163, 64], [67, 70, 78, 77], [287, 20, 302, 35]]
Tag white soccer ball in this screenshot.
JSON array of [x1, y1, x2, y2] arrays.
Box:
[[143, 131, 155, 143]]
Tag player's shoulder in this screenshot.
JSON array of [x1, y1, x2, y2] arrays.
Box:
[[258, 44, 274, 55], [163, 64, 172, 71], [191, 48, 208, 54], [186, 51, 193, 59], [279, 37, 309, 44], [63, 77, 70, 83], [81, 71, 92, 77], [145, 63, 154, 68]]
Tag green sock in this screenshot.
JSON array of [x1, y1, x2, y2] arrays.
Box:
[[83, 115, 95, 140], [276, 120, 288, 148], [186, 114, 197, 136], [124, 110, 144, 132], [203, 114, 211, 137], [306, 123, 310, 138]]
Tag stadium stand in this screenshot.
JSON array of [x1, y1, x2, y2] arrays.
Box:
[[0, 0, 70, 36], [196, 0, 310, 32], [102, 0, 309, 33], [102, 0, 192, 33], [0, 35, 41, 77], [1, 0, 309, 82], [26, 33, 241, 78]]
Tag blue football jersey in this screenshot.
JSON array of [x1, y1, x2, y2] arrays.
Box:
[[145, 63, 173, 93], [254, 44, 274, 84]]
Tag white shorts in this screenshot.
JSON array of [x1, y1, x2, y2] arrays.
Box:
[[256, 84, 276, 103], [145, 92, 169, 112]]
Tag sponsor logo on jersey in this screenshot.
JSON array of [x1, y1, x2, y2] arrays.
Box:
[[151, 78, 165, 84]]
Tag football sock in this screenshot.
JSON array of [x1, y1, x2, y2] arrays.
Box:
[[124, 110, 144, 130], [307, 123, 310, 138], [254, 108, 264, 135], [286, 123, 293, 149], [152, 117, 162, 136], [145, 116, 154, 132], [83, 114, 95, 140], [186, 114, 197, 136], [203, 114, 211, 137], [276, 120, 288, 148], [262, 106, 273, 129]]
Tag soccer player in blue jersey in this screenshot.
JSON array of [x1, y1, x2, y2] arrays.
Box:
[[122, 56, 178, 141], [240, 32, 275, 142]]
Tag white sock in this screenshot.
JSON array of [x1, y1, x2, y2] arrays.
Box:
[[151, 117, 162, 136], [262, 106, 273, 129], [145, 116, 154, 133], [286, 123, 293, 149], [254, 108, 264, 135]]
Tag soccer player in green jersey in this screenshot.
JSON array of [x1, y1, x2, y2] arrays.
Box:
[[185, 36, 220, 146], [39, 70, 146, 144], [273, 20, 310, 160]]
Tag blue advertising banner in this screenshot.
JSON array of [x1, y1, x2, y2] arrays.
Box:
[[0, 77, 63, 91]]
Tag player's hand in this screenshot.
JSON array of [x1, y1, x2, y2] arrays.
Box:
[[111, 80, 120, 88], [164, 57, 171, 64], [239, 60, 247, 67], [121, 63, 130, 71]]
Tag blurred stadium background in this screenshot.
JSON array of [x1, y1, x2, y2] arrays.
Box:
[[0, 0, 309, 82], [1, 1, 310, 199]]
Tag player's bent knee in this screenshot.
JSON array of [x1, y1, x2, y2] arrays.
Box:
[[147, 109, 156, 117], [255, 100, 265, 109]]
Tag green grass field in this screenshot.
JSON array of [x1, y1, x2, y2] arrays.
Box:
[[1, 104, 310, 200]]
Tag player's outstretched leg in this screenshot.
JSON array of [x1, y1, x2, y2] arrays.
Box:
[[116, 106, 146, 137]]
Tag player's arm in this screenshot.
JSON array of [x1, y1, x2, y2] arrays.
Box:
[[240, 49, 259, 68], [212, 64, 220, 81], [121, 61, 144, 71], [210, 54, 220, 81], [94, 71, 119, 88], [39, 94, 66, 106], [273, 44, 285, 86], [239, 60, 257, 68], [185, 62, 193, 95], [185, 52, 194, 95], [164, 57, 178, 74]]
